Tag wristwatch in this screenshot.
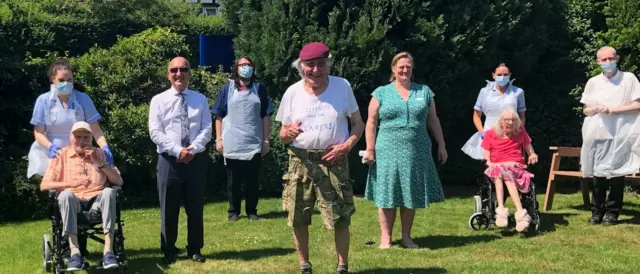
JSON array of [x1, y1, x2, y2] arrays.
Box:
[[97, 162, 106, 170]]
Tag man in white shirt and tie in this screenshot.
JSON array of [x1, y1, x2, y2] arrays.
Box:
[[149, 56, 212, 264]]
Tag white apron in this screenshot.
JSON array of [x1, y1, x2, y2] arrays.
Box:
[[580, 71, 640, 178], [462, 80, 519, 160], [221, 81, 263, 162], [27, 91, 85, 178]]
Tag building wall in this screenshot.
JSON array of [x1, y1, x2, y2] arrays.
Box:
[[185, 0, 221, 16]]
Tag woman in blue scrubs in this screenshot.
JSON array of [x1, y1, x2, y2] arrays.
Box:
[[461, 63, 527, 160], [27, 60, 114, 178]]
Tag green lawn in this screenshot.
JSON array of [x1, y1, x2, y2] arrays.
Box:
[[1, 187, 639, 274]]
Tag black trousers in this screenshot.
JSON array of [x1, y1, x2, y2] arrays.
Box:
[[590, 176, 625, 218], [225, 154, 261, 216], [157, 152, 207, 255]]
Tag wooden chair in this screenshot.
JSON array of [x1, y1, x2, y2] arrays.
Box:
[[544, 146, 640, 211]]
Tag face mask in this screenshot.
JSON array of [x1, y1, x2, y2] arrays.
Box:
[[495, 75, 510, 87], [600, 60, 617, 73], [238, 66, 254, 79], [54, 81, 74, 95]]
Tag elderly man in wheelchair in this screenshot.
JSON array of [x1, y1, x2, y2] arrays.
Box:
[[40, 121, 124, 272], [479, 107, 539, 233]]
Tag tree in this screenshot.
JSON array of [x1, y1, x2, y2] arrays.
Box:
[[0, 0, 228, 221], [230, 0, 590, 190]]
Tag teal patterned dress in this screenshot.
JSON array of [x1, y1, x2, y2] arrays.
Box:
[[365, 82, 445, 209]]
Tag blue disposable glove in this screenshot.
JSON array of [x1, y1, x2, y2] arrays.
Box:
[[480, 130, 486, 139], [102, 145, 114, 165], [48, 144, 61, 158]]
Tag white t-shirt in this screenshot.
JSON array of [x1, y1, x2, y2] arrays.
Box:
[[276, 76, 359, 149]]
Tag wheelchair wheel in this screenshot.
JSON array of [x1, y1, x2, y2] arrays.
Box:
[[529, 211, 541, 233], [469, 213, 490, 231], [42, 234, 52, 272], [473, 195, 482, 213]]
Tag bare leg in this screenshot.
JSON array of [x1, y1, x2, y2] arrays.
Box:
[[103, 232, 113, 255], [68, 234, 81, 255], [400, 207, 418, 248], [334, 227, 350, 265], [378, 208, 396, 248], [493, 177, 509, 228], [494, 177, 505, 209], [505, 180, 531, 232], [293, 227, 310, 265], [504, 180, 524, 211]]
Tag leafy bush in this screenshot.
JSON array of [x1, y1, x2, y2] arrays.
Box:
[[227, 0, 593, 191], [1, 27, 228, 220]]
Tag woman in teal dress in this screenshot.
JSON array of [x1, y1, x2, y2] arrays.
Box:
[[363, 52, 447, 249]]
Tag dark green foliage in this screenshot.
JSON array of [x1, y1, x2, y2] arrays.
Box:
[[3, 0, 640, 222], [0, 1, 227, 221], [229, 0, 597, 191]]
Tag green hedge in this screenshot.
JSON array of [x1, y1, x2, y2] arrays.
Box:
[[3, 0, 640, 222], [0, 0, 228, 221]]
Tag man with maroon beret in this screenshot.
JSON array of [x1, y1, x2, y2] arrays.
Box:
[[277, 42, 364, 274]]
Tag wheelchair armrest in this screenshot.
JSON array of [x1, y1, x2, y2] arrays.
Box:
[[48, 189, 57, 199], [107, 183, 123, 195]]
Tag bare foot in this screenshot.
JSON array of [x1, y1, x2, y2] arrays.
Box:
[[401, 238, 419, 249], [379, 237, 392, 249]]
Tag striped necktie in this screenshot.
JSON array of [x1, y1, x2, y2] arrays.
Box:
[[178, 92, 190, 147]]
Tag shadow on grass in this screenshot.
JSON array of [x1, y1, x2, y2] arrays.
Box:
[[618, 209, 640, 224], [122, 247, 295, 272], [393, 234, 500, 250], [353, 267, 447, 273], [538, 212, 576, 233], [209, 247, 296, 260], [122, 248, 167, 274], [569, 202, 640, 224], [490, 212, 576, 238]]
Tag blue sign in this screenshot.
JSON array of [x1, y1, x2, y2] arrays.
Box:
[[199, 34, 235, 72]]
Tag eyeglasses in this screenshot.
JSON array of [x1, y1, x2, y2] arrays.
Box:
[[237, 63, 252, 67], [169, 67, 190, 73], [302, 61, 327, 68]]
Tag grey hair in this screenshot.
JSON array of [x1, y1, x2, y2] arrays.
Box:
[[291, 54, 333, 78], [597, 46, 617, 59], [493, 107, 522, 136]]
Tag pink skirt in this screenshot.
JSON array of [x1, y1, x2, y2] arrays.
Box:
[[484, 165, 534, 193]]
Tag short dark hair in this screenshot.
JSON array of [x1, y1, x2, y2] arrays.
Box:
[[47, 59, 73, 82], [231, 56, 256, 86]]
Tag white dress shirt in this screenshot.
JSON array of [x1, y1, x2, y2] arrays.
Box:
[[149, 87, 212, 157]]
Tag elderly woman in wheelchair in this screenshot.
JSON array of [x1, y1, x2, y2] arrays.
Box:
[[480, 108, 539, 232], [40, 121, 124, 272]]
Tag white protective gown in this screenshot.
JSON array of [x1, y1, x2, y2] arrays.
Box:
[[580, 70, 640, 178]]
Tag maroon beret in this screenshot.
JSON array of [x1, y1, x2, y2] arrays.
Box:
[[299, 42, 330, 61]]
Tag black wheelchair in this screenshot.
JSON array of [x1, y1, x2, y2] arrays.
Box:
[[468, 167, 541, 234], [42, 185, 127, 273]]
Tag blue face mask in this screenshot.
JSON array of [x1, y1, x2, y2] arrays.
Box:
[[600, 60, 617, 73], [495, 75, 510, 87], [54, 82, 74, 95], [238, 66, 254, 79]]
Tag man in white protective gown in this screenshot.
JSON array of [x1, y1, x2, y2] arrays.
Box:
[[580, 46, 640, 226]]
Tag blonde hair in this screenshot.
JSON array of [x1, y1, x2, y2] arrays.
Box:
[[493, 107, 522, 136], [389, 52, 414, 82]]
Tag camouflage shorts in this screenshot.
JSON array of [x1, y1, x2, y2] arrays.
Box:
[[281, 147, 356, 230]]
